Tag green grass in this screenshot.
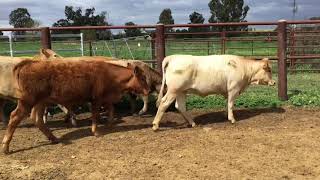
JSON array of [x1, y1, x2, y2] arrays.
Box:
[[186, 72, 320, 110], [0, 37, 277, 59]]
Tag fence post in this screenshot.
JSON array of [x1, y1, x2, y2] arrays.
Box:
[[150, 34, 156, 68], [277, 20, 288, 101], [80, 33, 84, 56], [89, 41, 93, 56], [221, 30, 226, 54], [151, 33, 156, 60], [155, 24, 165, 73], [40, 27, 51, 49], [9, 33, 13, 57]]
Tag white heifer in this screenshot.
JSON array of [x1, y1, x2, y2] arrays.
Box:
[[152, 55, 276, 131]]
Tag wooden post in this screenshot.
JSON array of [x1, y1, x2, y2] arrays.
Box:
[[221, 30, 226, 54], [277, 20, 288, 101], [89, 41, 93, 56], [151, 33, 156, 60], [155, 24, 165, 73], [40, 27, 51, 49]]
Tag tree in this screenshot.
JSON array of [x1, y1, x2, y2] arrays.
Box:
[[52, 6, 111, 40], [310, 17, 320, 20], [158, 8, 174, 32], [190, 11, 205, 24], [124, 22, 142, 37], [208, 0, 249, 31], [9, 8, 34, 35], [31, 20, 41, 28], [188, 11, 209, 37]]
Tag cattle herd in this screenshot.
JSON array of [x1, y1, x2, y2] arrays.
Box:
[[0, 49, 275, 154]]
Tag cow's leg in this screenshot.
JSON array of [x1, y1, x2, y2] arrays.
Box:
[[32, 103, 59, 143], [175, 93, 196, 127], [59, 104, 78, 126], [2, 101, 30, 154], [127, 93, 137, 115], [108, 104, 114, 123], [66, 110, 78, 127], [0, 99, 8, 126], [227, 90, 240, 124], [104, 104, 114, 125], [42, 107, 49, 124], [69, 111, 78, 127], [138, 95, 149, 115], [63, 106, 78, 127], [91, 103, 101, 136], [152, 92, 176, 131], [58, 104, 69, 114]]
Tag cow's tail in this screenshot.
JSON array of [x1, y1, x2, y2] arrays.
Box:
[[156, 56, 171, 107], [13, 59, 34, 89]]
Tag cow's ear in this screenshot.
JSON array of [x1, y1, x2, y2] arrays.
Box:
[[262, 57, 269, 61], [263, 61, 271, 71], [228, 59, 237, 68], [40, 48, 50, 58], [133, 66, 142, 75]]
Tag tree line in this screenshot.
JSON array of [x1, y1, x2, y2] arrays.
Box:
[[1, 0, 318, 39], [1, 0, 251, 39]]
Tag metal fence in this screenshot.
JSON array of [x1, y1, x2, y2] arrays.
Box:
[[0, 33, 84, 56], [1, 20, 320, 100]]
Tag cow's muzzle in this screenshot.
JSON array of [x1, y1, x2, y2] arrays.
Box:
[[143, 89, 150, 96], [268, 80, 276, 86]]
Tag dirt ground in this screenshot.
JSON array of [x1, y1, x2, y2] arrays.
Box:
[[1, 107, 320, 179]]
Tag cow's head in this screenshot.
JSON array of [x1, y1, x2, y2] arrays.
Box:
[[38, 48, 62, 60], [251, 58, 276, 86], [127, 64, 150, 96]]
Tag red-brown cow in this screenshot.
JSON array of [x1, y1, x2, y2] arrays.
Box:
[[2, 59, 149, 154]]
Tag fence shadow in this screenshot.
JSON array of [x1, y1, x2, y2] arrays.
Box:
[[59, 124, 149, 144]]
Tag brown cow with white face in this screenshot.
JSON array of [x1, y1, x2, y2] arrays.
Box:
[[2, 59, 149, 154]]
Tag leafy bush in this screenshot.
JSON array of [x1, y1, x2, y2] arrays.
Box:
[[289, 92, 320, 107]]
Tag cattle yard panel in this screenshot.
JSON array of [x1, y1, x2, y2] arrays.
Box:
[[165, 31, 278, 58], [0, 31, 42, 56], [0, 33, 84, 57], [288, 28, 320, 71], [2, 20, 320, 100]]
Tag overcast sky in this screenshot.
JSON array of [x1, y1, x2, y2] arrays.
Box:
[[0, 0, 319, 29]]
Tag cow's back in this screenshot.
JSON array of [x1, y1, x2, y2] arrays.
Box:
[[165, 55, 244, 96], [15, 61, 96, 104], [0, 57, 31, 99], [14, 60, 131, 105]]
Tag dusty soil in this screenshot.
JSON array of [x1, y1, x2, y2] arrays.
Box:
[[1, 107, 320, 179]]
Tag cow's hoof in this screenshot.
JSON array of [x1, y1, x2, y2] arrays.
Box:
[[94, 131, 102, 137], [138, 110, 146, 116], [50, 137, 59, 144], [105, 122, 114, 127], [2, 145, 9, 154], [152, 124, 159, 131], [71, 118, 78, 127], [229, 119, 236, 124], [191, 122, 197, 128]]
